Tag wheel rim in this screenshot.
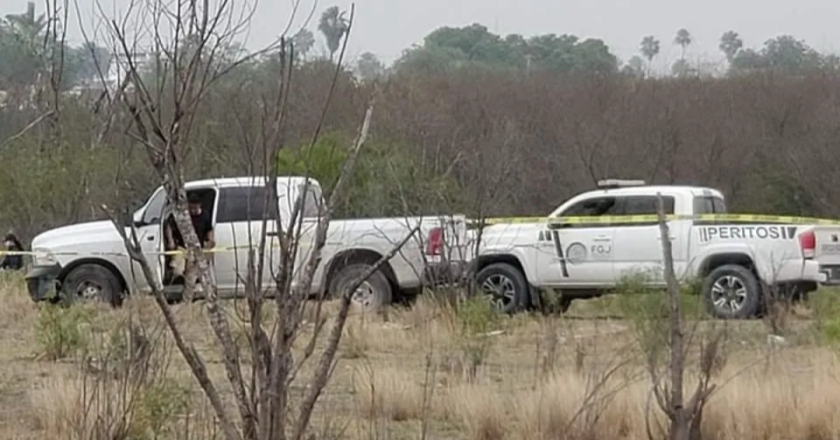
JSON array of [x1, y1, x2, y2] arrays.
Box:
[[710, 275, 748, 313], [76, 280, 103, 301], [480, 274, 516, 310], [350, 281, 376, 308]]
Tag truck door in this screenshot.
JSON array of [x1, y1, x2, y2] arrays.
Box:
[[288, 184, 322, 291], [538, 196, 619, 286], [271, 182, 322, 293], [214, 186, 263, 296], [132, 187, 166, 293], [611, 195, 680, 286]]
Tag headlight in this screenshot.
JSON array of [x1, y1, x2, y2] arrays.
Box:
[[31, 248, 56, 266]]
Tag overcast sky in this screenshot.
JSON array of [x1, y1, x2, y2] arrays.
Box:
[[17, 0, 840, 71]]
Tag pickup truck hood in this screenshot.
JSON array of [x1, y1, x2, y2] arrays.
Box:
[[31, 220, 127, 250]]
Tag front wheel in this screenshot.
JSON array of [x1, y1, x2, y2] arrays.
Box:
[[475, 263, 529, 314], [61, 264, 124, 307], [702, 264, 761, 320]]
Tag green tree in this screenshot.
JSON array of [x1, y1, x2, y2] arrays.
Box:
[[394, 24, 617, 75], [318, 6, 349, 61], [719, 30, 743, 62], [670, 59, 695, 77], [0, 2, 48, 89], [291, 28, 315, 60], [674, 28, 692, 61], [5, 2, 46, 48], [640, 36, 660, 74], [277, 131, 463, 218], [356, 52, 384, 80], [621, 55, 645, 78], [671, 29, 694, 78], [729, 35, 825, 74]]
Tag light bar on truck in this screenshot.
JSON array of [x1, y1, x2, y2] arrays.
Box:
[[596, 179, 647, 189]]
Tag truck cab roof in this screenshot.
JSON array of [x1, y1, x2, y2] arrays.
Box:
[[582, 185, 724, 199], [184, 176, 319, 189], [548, 184, 726, 218]]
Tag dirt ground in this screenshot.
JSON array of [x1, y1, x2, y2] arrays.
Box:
[[0, 273, 838, 440]]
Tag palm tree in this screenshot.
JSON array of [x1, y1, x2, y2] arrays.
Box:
[[318, 6, 349, 62], [674, 28, 692, 61], [640, 36, 660, 75], [5, 2, 46, 48]]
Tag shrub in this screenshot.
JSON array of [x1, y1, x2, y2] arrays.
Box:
[[35, 303, 93, 360]]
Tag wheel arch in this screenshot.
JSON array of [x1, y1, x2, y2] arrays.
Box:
[[474, 253, 529, 283], [698, 252, 756, 278], [323, 248, 398, 294], [58, 258, 129, 293]]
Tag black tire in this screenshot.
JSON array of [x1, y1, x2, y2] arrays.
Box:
[[61, 264, 124, 307], [330, 263, 393, 313], [702, 264, 761, 320], [475, 263, 529, 314]]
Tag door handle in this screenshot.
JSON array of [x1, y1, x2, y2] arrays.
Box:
[[146, 235, 155, 241]]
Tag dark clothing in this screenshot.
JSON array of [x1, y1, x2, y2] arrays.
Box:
[[1, 234, 24, 271], [166, 211, 213, 248], [0, 253, 22, 271]]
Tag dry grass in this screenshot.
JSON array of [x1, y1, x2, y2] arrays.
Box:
[[1, 273, 840, 440]]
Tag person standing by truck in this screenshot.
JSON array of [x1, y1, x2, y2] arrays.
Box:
[[164, 193, 215, 290], [0, 232, 24, 271]]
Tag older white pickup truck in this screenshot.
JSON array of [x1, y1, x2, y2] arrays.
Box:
[[471, 180, 836, 319], [25, 176, 467, 310]]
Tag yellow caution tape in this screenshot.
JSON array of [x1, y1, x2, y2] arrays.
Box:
[[0, 243, 297, 258], [472, 214, 840, 226]]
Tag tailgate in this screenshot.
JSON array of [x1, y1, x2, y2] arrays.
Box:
[[813, 225, 840, 284]]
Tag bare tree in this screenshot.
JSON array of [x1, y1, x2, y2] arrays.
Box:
[[88, 1, 421, 440], [647, 193, 720, 440]]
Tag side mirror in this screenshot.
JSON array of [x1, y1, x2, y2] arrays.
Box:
[[546, 218, 571, 230], [130, 209, 145, 228]]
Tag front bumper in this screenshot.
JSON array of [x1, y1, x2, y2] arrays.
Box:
[[25, 264, 61, 301]]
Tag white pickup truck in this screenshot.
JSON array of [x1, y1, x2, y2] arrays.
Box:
[[24, 176, 467, 310], [470, 180, 838, 319]]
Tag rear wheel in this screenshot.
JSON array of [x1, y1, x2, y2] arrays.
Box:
[[475, 263, 529, 314], [702, 264, 761, 319], [330, 263, 393, 313], [61, 264, 124, 307]]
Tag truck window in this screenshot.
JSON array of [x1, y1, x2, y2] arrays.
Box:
[[622, 195, 675, 215], [294, 186, 322, 218], [216, 187, 279, 223], [141, 188, 166, 225], [561, 197, 621, 216], [693, 196, 727, 214]]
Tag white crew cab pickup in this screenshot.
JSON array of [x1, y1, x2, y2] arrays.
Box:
[[25, 176, 466, 309], [471, 180, 836, 319]]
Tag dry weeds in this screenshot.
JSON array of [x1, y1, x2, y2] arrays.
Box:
[[0, 273, 838, 440]]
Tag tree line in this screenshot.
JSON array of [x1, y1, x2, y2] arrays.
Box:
[[0, 2, 837, 89]]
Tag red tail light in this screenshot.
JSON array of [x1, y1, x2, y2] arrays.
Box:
[[426, 227, 443, 256], [799, 230, 816, 259]]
